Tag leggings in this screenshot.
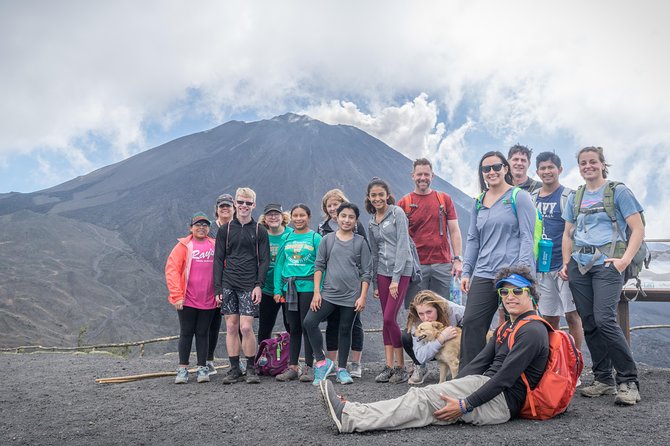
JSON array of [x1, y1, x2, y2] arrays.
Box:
[[401, 330, 420, 365], [377, 275, 411, 348], [459, 276, 497, 369], [177, 306, 216, 366], [206, 309, 222, 361], [284, 291, 314, 367], [326, 310, 364, 352], [258, 293, 290, 343], [304, 300, 357, 368]]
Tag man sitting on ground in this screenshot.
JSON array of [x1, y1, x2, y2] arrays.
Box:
[[319, 265, 549, 433]]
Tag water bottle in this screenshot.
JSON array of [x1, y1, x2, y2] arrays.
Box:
[[258, 356, 268, 367], [450, 275, 462, 305], [538, 235, 553, 273]]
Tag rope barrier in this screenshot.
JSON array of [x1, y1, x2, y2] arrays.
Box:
[[1, 325, 667, 355]]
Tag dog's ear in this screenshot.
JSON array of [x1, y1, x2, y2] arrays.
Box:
[[431, 321, 443, 330]]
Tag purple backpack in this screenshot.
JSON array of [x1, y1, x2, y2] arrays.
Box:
[[254, 332, 290, 376]]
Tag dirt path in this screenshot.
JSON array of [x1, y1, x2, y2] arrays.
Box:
[[1, 353, 668, 445]]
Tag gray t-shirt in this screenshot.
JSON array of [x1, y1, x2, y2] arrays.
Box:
[[315, 234, 372, 307]]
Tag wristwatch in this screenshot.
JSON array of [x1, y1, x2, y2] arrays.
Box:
[[453, 256, 462, 262]]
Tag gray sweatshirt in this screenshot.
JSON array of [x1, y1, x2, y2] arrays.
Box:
[[462, 187, 536, 279], [368, 205, 413, 284], [314, 233, 372, 307]]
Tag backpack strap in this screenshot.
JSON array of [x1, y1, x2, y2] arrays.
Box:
[[435, 191, 448, 237], [509, 186, 521, 217], [399, 194, 414, 215], [530, 189, 539, 205], [560, 186, 573, 214], [475, 191, 486, 212]]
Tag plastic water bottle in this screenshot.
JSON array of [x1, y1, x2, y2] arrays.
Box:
[[450, 275, 462, 305], [258, 356, 268, 367], [538, 235, 554, 273]]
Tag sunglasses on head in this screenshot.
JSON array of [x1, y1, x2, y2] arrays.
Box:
[[236, 200, 254, 206], [481, 163, 504, 173], [497, 287, 529, 298]]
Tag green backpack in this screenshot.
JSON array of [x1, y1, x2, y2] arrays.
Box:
[[475, 186, 543, 261], [571, 181, 651, 296]]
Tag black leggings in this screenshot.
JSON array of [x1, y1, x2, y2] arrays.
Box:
[[459, 276, 497, 368], [284, 292, 314, 367], [258, 293, 290, 343], [304, 300, 357, 369], [325, 310, 364, 352], [401, 330, 420, 365], [177, 306, 216, 366], [207, 309, 222, 361]]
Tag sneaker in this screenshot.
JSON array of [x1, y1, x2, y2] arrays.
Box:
[[615, 382, 641, 406], [336, 368, 353, 385], [580, 380, 617, 398], [576, 377, 582, 387], [196, 366, 210, 383], [313, 359, 335, 386], [175, 367, 189, 384], [408, 364, 427, 385], [206, 361, 217, 375], [245, 366, 260, 384], [300, 365, 314, 383], [389, 366, 409, 384], [276, 368, 299, 382], [348, 362, 362, 379], [374, 366, 394, 383], [318, 379, 346, 434], [221, 367, 244, 384]]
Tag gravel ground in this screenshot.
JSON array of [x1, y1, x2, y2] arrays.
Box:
[[1, 352, 669, 446]]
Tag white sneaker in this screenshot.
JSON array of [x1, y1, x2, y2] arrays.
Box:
[[349, 362, 362, 379], [408, 364, 427, 385], [206, 361, 217, 375]]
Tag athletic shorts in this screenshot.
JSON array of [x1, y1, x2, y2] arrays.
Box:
[[538, 271, 577, 317], [221, 288, 258, 317]]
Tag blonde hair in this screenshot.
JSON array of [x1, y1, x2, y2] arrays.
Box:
[[235, 187, 256, 202], [406, 290, 453, 331], [321, 188, 348, 216], [258, 211, 290, 228]]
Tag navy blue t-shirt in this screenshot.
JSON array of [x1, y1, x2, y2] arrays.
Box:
[[535, 186, 566, 272]]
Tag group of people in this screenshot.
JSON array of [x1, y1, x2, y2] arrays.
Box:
[[165, 143, 645, 433]]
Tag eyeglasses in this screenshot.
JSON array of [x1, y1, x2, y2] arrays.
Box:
[[193, 222, 210, 228], [497, 287, 529, 298], [236, 200, 254, 206], [481, 163, 504, 173]]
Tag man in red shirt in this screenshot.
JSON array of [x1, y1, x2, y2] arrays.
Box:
[[398, 158, 463, 309]]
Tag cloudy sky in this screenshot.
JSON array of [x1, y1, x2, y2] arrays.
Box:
[[1, 0, 668, 236]]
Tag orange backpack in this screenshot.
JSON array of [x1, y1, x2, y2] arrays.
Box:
[[499, 314, 584, 420]]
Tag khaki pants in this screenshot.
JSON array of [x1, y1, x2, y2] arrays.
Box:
[[341, 375, 510, 433]]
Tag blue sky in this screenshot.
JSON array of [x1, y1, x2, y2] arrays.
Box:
[[1, 0, 668, 236]]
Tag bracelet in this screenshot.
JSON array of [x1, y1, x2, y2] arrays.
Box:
[[458, 399, 473, 414]]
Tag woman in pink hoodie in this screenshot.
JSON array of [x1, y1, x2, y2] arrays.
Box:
[[165, 212, 218, 384]]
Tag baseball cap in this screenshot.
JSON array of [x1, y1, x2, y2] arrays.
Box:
[[190, 212, 211, 226], [216, 194, 234, 207], [263, 203, 283, 214]]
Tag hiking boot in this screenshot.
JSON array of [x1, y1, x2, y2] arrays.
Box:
[[374, 366, 394, 383], [318, 379, 346, 434], [312, 359, 335, 386], [196, 366, 210, 383], [336, 368, 353, 385], [206, 361, 217, 375], [348, 362, 362, 379], [408, 364, 427, 385], [221, 367, 244, 384], [615, 382, 641, 406], [300, 365, 314, 383], [580, 380, 617, 397], [245, 366, 260, 384], [276, 368, 299, 382], [389, 366, 409, 384], [175, 367, 189, 384]]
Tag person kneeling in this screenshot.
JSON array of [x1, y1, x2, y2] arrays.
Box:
[[319, 265, 549, 433]]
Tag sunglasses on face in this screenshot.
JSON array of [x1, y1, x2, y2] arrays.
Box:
[[193, 222, 210, 228], [481, 163, 504, 173], [236, 200, 254, 206], [497, 287, 529, 298]]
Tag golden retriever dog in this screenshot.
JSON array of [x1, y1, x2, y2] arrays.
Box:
[[414, 321, 462, 383]]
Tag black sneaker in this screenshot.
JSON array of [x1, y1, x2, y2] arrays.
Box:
[[221, 367, 244, 384], [245, 366, 260, 384], [318, 379, 346, 433]]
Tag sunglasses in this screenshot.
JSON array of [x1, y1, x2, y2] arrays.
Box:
[[481, 163, 504, 173], [236, 200, 254, 206], [193, 222, 210, 228], [497, 287, 529, 298]]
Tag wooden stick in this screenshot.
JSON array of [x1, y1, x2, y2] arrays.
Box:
[[95, 365, 229, 384]]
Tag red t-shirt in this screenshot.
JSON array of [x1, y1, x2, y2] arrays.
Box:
[[398, 191, 458, 264]]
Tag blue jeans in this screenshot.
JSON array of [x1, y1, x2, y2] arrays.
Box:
[[567, 259, 638, 386]]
